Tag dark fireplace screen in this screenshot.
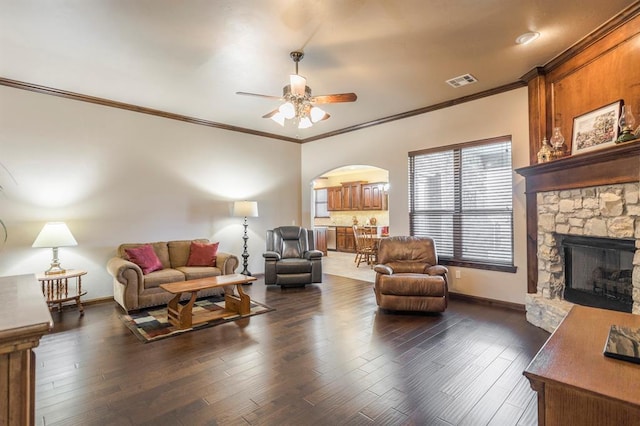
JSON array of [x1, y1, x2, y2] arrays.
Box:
[[561, 235, 634, 313]]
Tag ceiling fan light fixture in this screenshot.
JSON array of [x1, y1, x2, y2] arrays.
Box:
[[270, 111, 286, 126], [290, 74, 307, 97], [298, 116, 313, 129], [237, 50, 356, 130], [310, 106, 329, 123], [279, 102, 296, 119]]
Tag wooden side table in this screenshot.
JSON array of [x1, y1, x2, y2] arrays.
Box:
[[36, 269, 87, 315]]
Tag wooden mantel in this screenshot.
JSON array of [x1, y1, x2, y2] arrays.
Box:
[[516, 142, 640, 193], [515, 142, 640, 293]]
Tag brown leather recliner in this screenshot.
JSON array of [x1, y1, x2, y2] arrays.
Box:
[[373, 236, 449, 312]]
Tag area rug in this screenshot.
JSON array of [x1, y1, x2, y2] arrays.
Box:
[[119, 295, 274, 343]]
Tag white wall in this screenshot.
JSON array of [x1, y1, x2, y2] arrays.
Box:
[[0, 86, 302, 300], [301, 88, 530, 305], [0, 85, 531, 305]]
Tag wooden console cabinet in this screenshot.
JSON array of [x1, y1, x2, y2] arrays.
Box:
[[524, 305, 640, 425], [0, 274, 53, 425]]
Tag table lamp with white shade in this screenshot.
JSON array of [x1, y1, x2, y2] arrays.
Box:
[[233, 201, 258, 276], [32, 222, 78, 275]]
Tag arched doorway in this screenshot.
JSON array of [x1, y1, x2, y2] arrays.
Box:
[[310, 165, 389, 280]]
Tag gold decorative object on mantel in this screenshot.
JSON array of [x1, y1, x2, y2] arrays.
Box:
[[537, 137, 553, 163], [550, 127, 566, 159]]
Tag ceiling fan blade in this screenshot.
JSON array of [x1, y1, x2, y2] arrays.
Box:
[[310, 93, 358, 104], [236, 91, 283, 101], [262, 108, 281, 119]]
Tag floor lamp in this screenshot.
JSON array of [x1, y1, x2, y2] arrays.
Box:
[[233, 201, 259, 276]]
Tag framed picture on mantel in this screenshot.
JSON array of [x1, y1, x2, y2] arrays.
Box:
[[571, 100, 622, 155]]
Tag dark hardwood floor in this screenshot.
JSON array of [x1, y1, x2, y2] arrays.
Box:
[[34, 274, 549, 425]]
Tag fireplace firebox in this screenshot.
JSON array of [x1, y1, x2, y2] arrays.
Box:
[[561, 235, 634, 313]]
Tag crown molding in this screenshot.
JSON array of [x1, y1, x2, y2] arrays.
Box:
[[0, 77, 301, 144], [0, 76, 526, 144]]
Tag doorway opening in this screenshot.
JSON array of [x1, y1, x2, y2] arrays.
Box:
[[310, 165, 389, 280]]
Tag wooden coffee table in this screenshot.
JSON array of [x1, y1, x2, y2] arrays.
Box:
[[160, 274, 256, 329]]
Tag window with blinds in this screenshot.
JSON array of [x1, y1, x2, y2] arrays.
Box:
[[408, 137, 515, 272], [315, 188, 329, 218]]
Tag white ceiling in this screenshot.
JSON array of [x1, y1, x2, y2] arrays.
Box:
[[0, 1, 636, 141]]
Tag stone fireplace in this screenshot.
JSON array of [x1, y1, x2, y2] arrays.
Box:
[[516, 143, 640, 333], [525, 183, 640, 332]]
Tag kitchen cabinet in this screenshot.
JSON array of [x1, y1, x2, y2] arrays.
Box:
[[341, 181, 365, 210], [327, 186, 343, 211], [314, 227, 328, 255], [362, 183, 387, 210], [326, 181, 388, 212], [336, 226, 356, 253]]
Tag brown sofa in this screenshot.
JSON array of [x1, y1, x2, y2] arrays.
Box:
[[373, 236, 448, 312], [106, 239, 238, 312]]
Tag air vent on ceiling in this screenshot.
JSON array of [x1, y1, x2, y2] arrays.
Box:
[[446, 73, 478, 88]]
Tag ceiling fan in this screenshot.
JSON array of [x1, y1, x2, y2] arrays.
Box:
[[236, 51, 357, 129]]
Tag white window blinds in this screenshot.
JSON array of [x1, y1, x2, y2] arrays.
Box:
[[315, 188, 329, 218], [409, 137, 514, 270]]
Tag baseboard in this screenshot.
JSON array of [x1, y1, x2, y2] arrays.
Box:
[[83, 296, 114, 306], [449, 292, 525, 312]]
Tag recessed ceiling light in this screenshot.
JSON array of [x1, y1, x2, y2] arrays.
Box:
[[516, 31, 540, 45]]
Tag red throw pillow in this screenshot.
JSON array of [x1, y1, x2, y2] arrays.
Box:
[[125, 244, 163, 275], [186, 241, 219, 267]]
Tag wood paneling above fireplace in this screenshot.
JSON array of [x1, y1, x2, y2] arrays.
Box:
[[518, 6, 640, 293], [523, 8, 640, 165]]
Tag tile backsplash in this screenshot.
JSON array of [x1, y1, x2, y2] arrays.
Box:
[[314, 210, 389, 227]]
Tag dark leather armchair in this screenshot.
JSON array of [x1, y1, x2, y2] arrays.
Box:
[[263, 226, 323, 286], [373, 236, 448, 312]]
